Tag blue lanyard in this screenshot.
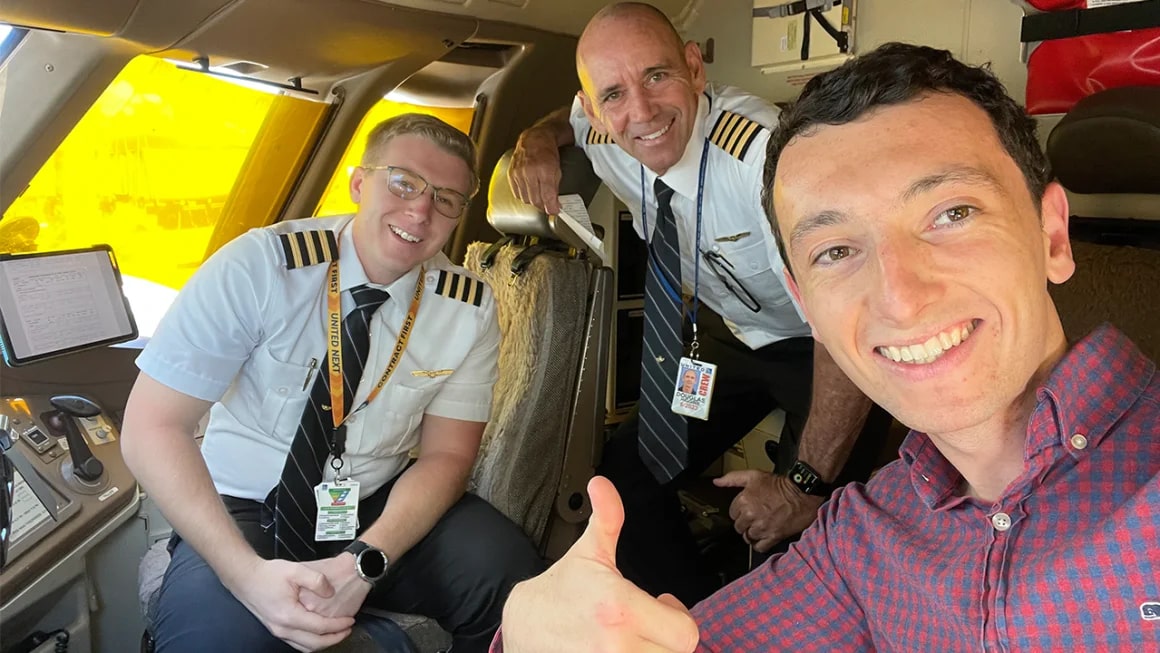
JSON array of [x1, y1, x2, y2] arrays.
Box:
[[640, 137, 711, 354]]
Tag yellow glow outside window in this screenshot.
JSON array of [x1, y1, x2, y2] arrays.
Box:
[[1, 55, 326, 291]]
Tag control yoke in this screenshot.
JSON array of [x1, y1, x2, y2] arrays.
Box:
[[48, 395, 105, 483]]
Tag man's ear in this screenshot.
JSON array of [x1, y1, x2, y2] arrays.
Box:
[[1040, 182, 1075, 285], [683, 40, 707, 95], [350, 166, 366, 204], [783, 265, 819, 339], [577, 90, 606, 134]]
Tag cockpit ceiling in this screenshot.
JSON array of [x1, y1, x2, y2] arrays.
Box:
[[0, 0, 698, 50], [0, 0, 693, 101], [375, 0, 700, 37]]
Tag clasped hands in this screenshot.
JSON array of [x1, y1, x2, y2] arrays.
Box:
[[229, 551, 371, 652]]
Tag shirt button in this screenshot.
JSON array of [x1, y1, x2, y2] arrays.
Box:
[[1070, 433, 1088, 450], [277, 387, 288, 395], [991, 512, 1012, 532]]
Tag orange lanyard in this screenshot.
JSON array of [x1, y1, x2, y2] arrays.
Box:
[[325, 261, 424, 442]]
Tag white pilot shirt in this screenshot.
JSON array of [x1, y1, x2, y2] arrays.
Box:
[[572, 82, 811, 349], [136, 214, 499, 500]]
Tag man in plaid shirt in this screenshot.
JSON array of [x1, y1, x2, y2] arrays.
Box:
[[493, 42, 1160, 652]]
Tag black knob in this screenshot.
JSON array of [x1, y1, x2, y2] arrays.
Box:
[[49, 396, 101, 419], [49, 395, 104, 483]]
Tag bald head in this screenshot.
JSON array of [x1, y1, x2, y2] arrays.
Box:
[[573, 1, 705, 174], [577, 2, 685, 82]]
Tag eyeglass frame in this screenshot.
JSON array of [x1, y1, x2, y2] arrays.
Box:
[[700, 249, 762, 313], [360, 164, 474, 219]]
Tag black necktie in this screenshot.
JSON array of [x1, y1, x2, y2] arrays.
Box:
[[637, 179, 689, 484], [267, 284, 389, 561]]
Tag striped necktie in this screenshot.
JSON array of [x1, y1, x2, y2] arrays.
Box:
[[267, 284, 389, 561], [637, 178, 689, 484]]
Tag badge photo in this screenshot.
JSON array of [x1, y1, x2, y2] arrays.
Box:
[[671, 357, 717, 420]]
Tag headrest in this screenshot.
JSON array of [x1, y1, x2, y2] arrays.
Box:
[[487, 146, 603, 250], [1046, 86, 1160, 194]]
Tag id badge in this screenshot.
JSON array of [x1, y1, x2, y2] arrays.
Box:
[[314, 480, 360, 542], [670, 357, 716, 420]]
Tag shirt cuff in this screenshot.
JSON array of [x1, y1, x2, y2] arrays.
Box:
[[425, 392, 491, 423], [135, 348, 230, 402]]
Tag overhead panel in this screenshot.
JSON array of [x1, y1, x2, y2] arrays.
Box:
[[0, 0, 139, 36], [156, 0, 479, 84]]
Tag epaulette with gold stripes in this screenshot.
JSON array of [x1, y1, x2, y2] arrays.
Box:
[[278, 230, 338, 269], [434, 270, 485, 307], [709, 110, 767, 161], [586, 128, 614, 145]]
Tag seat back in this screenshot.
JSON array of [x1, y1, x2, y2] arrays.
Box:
[[467, 147, 612, 559], [1045, 86, 1160, 361]]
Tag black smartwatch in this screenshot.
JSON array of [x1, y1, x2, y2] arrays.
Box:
[[787, 460, 835, 497], [344, 540, 388, 586]]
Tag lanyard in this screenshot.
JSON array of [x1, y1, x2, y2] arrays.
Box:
[[640, 137, 710, 357], [324, 261, 424, 468]]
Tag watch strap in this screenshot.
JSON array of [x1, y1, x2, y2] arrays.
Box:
[[787, 460, 834, 497]]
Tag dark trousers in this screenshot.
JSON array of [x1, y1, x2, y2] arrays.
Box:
[[597, 307, 890, 606], [152, 483, 545, 653]]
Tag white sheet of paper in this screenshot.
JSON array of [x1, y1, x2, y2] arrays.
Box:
[[556, 194, 606, 261]]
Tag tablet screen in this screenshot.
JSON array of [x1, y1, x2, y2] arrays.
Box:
[[0, 245, 138, 366]]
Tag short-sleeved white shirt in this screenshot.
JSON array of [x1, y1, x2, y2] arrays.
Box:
[[572, 82, 811, 349], [136, 214, 499, 500]]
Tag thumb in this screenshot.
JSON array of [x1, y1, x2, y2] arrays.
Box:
[[545, 194, 562, 216], [713, 469, 760, 488], [293, 565, 335, 598], [572, 475, 624, 567]]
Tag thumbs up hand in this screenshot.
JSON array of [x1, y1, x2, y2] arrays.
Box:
[[499, 476, 700, 653]]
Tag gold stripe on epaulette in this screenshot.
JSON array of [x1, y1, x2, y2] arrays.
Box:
[[435, 270, 485, 307], [709, 110, 766, 161], [279, 230, 338, 269], [586, 128, 614, 145]]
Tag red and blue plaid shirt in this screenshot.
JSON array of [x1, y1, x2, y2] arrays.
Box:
[[695, 324, 1159, 651]]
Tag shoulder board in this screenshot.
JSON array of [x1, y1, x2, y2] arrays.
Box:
[[278, 230, 338, 269], [434, 270, 485, 307], [586, 127, 614, 145], [709, 110, 767, 161]]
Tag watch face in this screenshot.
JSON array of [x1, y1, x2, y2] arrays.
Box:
[[359, 549, 387, 579]]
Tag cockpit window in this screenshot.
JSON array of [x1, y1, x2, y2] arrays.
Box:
[[315, 100, 473, 217], [1, 55, 328, 295], [0, 24, 27, 65]]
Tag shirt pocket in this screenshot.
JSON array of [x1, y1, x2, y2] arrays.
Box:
[[709, 237, 793, 311], [252, 348, 317, 443], [365, 383, 436, 457]]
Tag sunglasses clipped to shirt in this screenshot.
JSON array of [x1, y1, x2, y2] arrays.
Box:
[[701, 249, 761, 313]]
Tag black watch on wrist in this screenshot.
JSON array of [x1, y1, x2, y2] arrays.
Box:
[[787, 460, 834, 497], [344, 540, 388, 586]]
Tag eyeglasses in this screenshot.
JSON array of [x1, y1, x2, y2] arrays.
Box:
[[702, 249, 761, 313], [361, 165, 470, 219]]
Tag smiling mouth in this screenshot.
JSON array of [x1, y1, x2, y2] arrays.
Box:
[[638, 120, 673, 142], [875, 319, 980, 365], [390, 224, 423, 243]]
